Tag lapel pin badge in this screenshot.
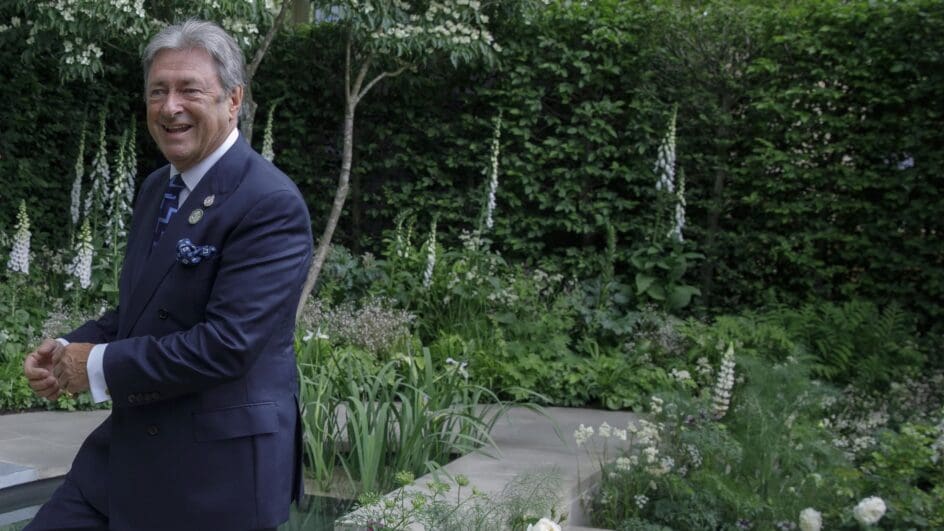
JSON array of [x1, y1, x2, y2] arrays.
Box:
[[188, 209, 204, 225], [203, 195, 215, 208]]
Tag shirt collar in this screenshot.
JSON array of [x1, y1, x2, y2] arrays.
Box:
[[169, 127, 239, 192]]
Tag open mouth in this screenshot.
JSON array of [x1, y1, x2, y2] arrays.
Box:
[[162, 124, 192, 134]]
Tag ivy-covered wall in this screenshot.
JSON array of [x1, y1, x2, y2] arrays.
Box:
[[2, 0, 942, 326]]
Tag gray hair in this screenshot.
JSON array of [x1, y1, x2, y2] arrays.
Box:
[[142, 19, 246, 105]]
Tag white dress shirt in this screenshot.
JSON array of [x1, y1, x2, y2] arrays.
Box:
[[77, 128, 240, 403]]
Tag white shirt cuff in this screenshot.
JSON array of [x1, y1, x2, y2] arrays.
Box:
[[56, 338, 69, 347], [87, 344, 111, 403]]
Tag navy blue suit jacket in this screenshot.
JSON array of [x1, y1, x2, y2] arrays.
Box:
[[63, 136, 312, 530]]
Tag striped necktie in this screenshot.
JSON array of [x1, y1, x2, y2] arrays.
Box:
[[152, 173, 185, 248]]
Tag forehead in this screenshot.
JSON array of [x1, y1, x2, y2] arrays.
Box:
[[147, 47, 220, 86]]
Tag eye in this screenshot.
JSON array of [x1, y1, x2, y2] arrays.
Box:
[[148, 88, 166, 99], [183, 88, 201, 96]]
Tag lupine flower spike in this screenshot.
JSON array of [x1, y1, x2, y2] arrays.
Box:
[[712, 344, 736, 419]]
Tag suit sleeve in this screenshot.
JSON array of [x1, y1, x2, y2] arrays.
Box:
[[63, 308, 119, 344], [101, 189, 312, 407]]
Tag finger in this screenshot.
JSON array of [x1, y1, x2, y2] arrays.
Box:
[[37, 339, 59, 355], [52, 363, 65, 382], [30, 377, 58, 394], [24, 355, 50, 379]]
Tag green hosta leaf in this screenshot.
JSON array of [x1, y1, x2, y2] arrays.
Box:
[[635, 273, 656, 294], [667, 285, 701, 310]]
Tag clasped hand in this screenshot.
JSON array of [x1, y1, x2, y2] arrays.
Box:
[[23, 339, 94, 400]]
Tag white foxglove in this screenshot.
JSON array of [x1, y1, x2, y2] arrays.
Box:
[[654, 107, 677, 193], [71, 124, 86, 226], [6, 200, 31, 275], [422, 219, 437, 288], [262, 103, 277, 162], [70, 219, 94, 289], [84, 112, 109, 222], [483, 112, 502, 230]]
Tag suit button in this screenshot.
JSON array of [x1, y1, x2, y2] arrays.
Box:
[[158, 309, 169, 320], [128, 395, 137, 404], [147, 425, 159, 436]]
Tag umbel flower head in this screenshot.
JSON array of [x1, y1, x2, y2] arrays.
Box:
[[6, 200, 31, 275], [70, 219, 94, 289], [799, 507, 822, 531]]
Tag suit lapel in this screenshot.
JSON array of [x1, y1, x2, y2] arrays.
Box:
[[122, 136, 253, 334]]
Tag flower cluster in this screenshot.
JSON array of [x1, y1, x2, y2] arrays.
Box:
[[84, 113, 109, 221], [654, 107, 677, 193], [483, 112, 501, 230], [69, 219, 94, 289], [526, 517, 561, 531], [299, 297, 415, 355], [369, 0, 499, 50], [6, 201, 31, 275], [71, 124, 86, 226], [852, 496, 886, 526], [798, 507, 821, 531], [712, 344, 736, 419], [63, 38, 102, 67], [261, 104, 277, 162], [422, 219, 437, 288]]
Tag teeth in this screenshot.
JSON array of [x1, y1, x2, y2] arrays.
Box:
[[165, 125, 189, 132]]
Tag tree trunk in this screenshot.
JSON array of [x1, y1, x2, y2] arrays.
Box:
[[240, 0, 294, 144], [699, 94, 733, 308], [296, 99, 356, 322]]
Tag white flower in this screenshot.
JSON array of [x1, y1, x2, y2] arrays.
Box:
[[70, 219, 94, 289], [483, 112, 501, 230], [671, 368, 692, 382], [650, 396, 664, 415], [799, 507, 822, 531], [302, 329, 314, 342], [613, 428, 627, 441], [853, 496, 886, 526], [526, 518, 561, 531], [71, 125, 86, 226], [654, 107, 677, 193], [574, 424, 594, 447], [422, 219, 437, 288], [712, 344, 736, 419], [615, 456, 632, 472], [598, 422, 612, 438], [6, 201, 31, 275], [261, 103, 277, 162], [84, 113, 110, 220], [634, 494, 649, 509]]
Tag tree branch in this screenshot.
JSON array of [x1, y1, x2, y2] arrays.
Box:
[[247, 0, 294, 82], [357, 64, 410, 102]]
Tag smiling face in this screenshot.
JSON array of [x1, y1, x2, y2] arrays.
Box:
[[145, 47, 242, 172]]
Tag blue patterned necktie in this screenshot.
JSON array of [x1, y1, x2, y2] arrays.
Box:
[[152, 173, 185, 248]]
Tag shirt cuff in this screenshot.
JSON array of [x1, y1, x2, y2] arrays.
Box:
[[87, 344, 111, 403], [56, 338, 69, 347]]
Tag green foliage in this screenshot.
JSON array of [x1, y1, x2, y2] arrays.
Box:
[[631, 241, 703, 312], [855, 420, 944, 528], [584, 355, 860, 530], [350, 469, 564, 531]]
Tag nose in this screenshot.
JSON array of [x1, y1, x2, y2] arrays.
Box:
[[160, 91, 185, 118]]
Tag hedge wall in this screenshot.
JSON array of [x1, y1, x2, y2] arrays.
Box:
[[2, 0, 942, 327]]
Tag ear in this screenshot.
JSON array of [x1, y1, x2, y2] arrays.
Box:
[[228, 85, 244, 121]]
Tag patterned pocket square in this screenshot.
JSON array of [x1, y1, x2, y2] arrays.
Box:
[[176, 238, 217, 266]]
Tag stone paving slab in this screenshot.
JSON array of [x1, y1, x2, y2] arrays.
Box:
[[341, 406, 637, 530], [0, 411, 110, 487]]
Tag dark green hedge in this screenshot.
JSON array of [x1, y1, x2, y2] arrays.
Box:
[[2, 0, 942, 329]]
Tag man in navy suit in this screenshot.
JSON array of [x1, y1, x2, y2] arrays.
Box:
[[22, 19, 312, 531]]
